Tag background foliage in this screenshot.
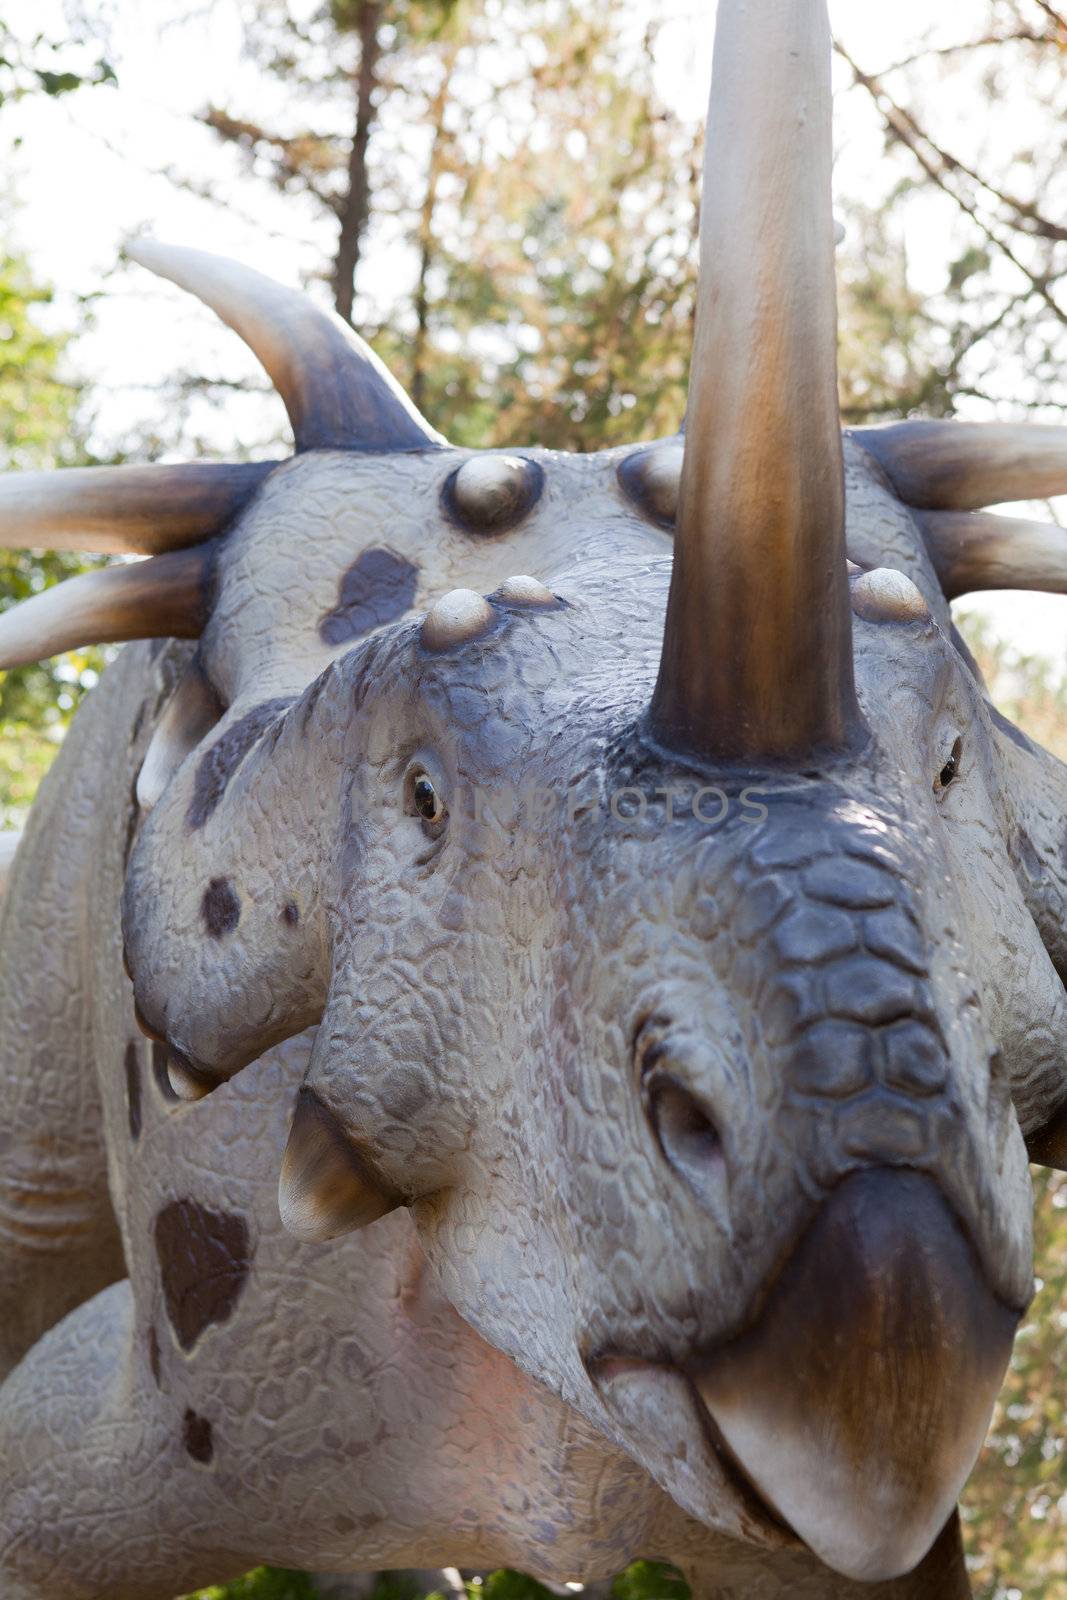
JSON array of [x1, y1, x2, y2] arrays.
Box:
[[0, 247, 107, 824], [1, 4, 1067, 1598]]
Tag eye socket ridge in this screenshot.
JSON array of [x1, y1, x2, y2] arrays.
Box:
[[935, 734, 964, 796]]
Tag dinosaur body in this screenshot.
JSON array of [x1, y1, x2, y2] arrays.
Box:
[[0, 472, 978, 1597], [3, 2, 1067, 1595]]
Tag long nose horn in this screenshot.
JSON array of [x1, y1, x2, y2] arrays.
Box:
[[651, 0, 861, 761]]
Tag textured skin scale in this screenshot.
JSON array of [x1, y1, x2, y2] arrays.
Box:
[[0, 429, 1062, 1595]]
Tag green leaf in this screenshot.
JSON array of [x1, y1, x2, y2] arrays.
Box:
[[612, 1562, 691, 1600], [34, 69, 86, 96]]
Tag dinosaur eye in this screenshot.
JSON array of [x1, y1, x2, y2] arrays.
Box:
[[935, 736, 963, 796], [409, 771, 447, 827]]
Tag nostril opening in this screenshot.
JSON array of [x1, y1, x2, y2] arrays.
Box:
[[646, 1073, 725, 1199]]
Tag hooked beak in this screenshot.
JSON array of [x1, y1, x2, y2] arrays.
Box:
[[689, 1169, 1020, 1581]]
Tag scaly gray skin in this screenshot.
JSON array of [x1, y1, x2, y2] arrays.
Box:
[[0, 434, 1061, 1598]]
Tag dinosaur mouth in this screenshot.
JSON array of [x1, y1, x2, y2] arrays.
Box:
[[686, 1170, 1018, 1581], [591, 1169, 1019, 1582]]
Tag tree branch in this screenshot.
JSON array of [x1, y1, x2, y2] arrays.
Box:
[[1031, 0, 1067, 33], [880, 31, 1052, 76], [836, 43, 1067, 326], [839, 45, 1067, 243], [201, 108, 343, 213]]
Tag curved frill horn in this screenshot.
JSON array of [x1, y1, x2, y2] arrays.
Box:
[[127, 239, 446, 454], [918, 511, 1067, 601], [650, 0, 860, 762], [0, 461, 274, 556], [853, 422, 1067, 512], [852, 422, 1067, 597], [0, 545, 216, 669], [0, 462, 266, 668]]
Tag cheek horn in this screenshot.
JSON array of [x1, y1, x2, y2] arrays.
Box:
[[279, 1087, 404, 1243], [137, 658, 224, 812]]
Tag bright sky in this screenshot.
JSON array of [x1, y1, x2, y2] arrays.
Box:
[[2, 0, 1065, 670]]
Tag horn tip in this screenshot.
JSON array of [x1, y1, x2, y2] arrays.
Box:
[[125, 235, 169, 272]]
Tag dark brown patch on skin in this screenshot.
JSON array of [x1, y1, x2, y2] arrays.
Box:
[[152, 1041, 180, 1103], [319, 548, 419, 646], [147, 1324, 161, 1388], [183, 1408, 214, 1464], [187, 698, 293, 830], [281, 900, 300, 927], [125, 1041, 142, 1140], [201, 877, 241, 939], [154, 1199, 251, 1351]]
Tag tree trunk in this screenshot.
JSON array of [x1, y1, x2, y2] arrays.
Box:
[[411, 49, 458, 412], [332, 0, 384, 324]]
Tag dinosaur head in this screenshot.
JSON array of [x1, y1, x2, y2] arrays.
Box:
[[121, 494, 1036, 1582], [3, 0, 1067, 1584]]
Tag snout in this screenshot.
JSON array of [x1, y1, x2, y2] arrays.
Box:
[[690, 1168, 1019, 1581]]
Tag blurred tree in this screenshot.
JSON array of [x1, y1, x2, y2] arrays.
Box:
[[392, 5, 700, 450], [835, 2, 1067, 422], [202, 0, 468, 326], [956, 613, 1067, 1596], [960, 611, 1067, 762], [186, 1, 1067, 448], [0, 11, 121, 824], [180, 1562, 689, 1599], [962, 1173, 1067, 1600], [200, 0, 698, 449], [0, 17, 115, 106], [836, 198, 955, 421], [179, 1570, 318, 1600]]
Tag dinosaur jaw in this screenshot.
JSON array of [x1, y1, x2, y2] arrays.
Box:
[[689, 1169, 1020, 1582], [588, 1356, 796, 1553]]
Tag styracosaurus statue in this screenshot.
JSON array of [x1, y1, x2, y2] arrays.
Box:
[[2, 1, 1067, 1596]]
